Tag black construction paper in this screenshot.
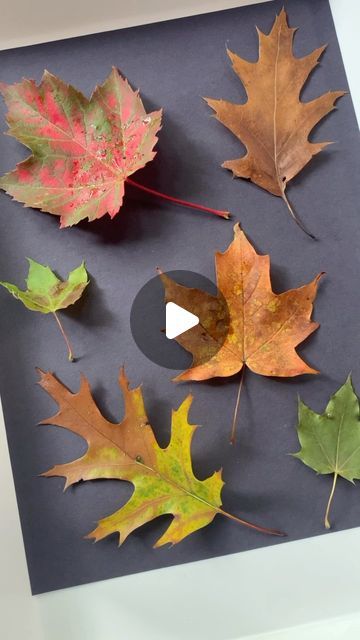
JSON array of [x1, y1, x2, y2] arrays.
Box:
[[0, 0, 359, 595]]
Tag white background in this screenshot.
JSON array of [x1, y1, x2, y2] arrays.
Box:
[[0, 1, 359, 638]]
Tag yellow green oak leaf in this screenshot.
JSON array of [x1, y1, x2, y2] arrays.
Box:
[[293, 375, 360, 529], [38, 368, 285, 547], [0, 259, 88, 361]]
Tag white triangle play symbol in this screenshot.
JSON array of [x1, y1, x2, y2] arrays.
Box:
[[165, 302, 199, 339]]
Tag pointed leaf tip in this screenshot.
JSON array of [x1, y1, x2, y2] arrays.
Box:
[[118, 366, 130, 389]]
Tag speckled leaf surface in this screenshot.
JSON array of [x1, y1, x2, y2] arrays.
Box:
[[39, 369, 283, 546], [0, 68, 162, 227], [294, 376, 360, 528], [161, 224, 323, 382]]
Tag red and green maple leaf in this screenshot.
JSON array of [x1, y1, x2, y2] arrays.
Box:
[[0, 68, 228, 227]]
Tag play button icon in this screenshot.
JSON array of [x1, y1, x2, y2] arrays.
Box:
[[165, 302, 199, 339], [130, 270, 229, 370]]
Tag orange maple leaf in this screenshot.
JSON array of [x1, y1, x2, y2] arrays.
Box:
[[161, 224, 324, 440]]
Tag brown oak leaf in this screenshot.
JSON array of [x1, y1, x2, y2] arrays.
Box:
[[205, 8, 345, 238]]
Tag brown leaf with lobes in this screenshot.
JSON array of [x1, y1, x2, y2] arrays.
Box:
[[38, 368, 284, 547], [161, 224, 324, 441], [205, 8, 345, 238]]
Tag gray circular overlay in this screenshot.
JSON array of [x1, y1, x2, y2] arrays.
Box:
[[130, 270, 230, 370]]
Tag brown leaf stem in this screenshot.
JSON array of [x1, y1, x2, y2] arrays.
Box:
[[126, 178, 230, 219], [324, 472, 338, 529], [281, 189, 317, 241], [218, 507, 286, 537], [52, 312, 75, 362], [230, 366, 246, 445]]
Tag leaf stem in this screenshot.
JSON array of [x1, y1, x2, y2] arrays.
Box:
[[138, 454, 285, 538], [126, 178, 230, 219], [52, 312, 75, 362], [230, 367, 246, 445], [281, 189, 317, 240], [218, 507, 286, 537], [324, 472, 338, 529]]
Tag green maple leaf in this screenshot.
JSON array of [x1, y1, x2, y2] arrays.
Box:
[[293, 375, 360, 529], [0, 259, 88, 361]]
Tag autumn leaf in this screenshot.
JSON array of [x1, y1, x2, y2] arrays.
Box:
[[38, 368, 284, 546], [0, 259, 88, 361], [160, 224, 323, 441], [0, 68, 229, 227], [205, 8, 345, 238], [293, 376, 360, 529]]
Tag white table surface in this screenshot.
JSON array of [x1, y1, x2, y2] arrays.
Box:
[[0, 2, 359, 639]]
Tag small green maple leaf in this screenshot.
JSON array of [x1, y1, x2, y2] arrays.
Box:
[[0, 259, 88, 361], [293, 375, 360, 529]]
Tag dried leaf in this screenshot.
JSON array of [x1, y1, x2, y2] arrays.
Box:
[[205, 8, 345, 237], [294, 375, 360, 529], [39, 368, 284, 546], [0, 259, 88, 360], [161, 224, 323, 440]]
